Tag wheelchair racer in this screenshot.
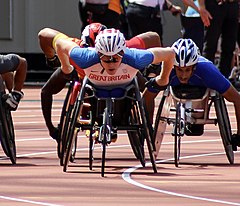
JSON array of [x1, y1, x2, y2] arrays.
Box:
[[146, 38, 240, 150], [53, 28, 174, 138], [38, 23, 163, 141], [0, 54, 27, 110]]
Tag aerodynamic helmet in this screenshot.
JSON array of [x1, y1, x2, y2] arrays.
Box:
[[81, 23, 107, 47], [95, 28, 126, 56], [171, 38, 200, 67]]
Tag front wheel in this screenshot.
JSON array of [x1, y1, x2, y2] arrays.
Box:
[[174, 103, 181, 167]]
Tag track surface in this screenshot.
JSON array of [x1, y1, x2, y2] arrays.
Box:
[[0, 86, 239, 206]]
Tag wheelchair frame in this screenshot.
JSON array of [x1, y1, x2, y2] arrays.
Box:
[[61, 76, 157, 177], [153, 85, 234, 167]]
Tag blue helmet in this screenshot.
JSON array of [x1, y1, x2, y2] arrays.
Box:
[[171, 38, 200, 67]]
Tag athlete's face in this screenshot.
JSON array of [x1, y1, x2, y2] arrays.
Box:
[[174, 65, 195, 84], [100, 53, 123, 75]]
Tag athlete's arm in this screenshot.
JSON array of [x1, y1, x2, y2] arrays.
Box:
[[147, 47, 175, 86], [126, 32, 162, 49], [55, 38, 78, 74]]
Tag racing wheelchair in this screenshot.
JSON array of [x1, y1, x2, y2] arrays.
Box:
[[0, 75, 16, 164], [60, 76, 157, 177], [153, 84, 234, 167]]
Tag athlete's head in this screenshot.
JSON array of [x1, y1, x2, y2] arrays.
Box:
[[171, 38, 200, 84], [95, 28, 126, 75], [81, 23, 107, 47]]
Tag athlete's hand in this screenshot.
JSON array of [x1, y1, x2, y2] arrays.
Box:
[[145, 78, 168, 93]]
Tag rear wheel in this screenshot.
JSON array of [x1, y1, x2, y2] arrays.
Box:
[[63, 98, 83, 172], [127, 103, 145, 167], [0, 94, 16, 164], [153, 92, 172, 158], [60, 104, 74, 166], [58, 82, 74, 161], [214, 94, 234, 164]]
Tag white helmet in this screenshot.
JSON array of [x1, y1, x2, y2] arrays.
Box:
[[95, 28, 126, 56], [171, 38, 200, 67]]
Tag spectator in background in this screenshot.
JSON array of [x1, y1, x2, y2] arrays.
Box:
[[125, 0, 201, 44], [228, 0, 240, 89], [199, 0, 239, 78], [78, 0, 122, 31], [125, 0, 182, 44], [180, 0, 204, 53], [238, 0, 240, 48]]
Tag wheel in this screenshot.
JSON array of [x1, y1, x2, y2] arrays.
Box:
[[100, 107, 111, 177], [58, 82, 74, 161], [127, 102, 145, 167], [100, 124, 108, 177], [70, 136, 78, 163], [138, 100, 157, 173], [153, 92, 172, 158], [89, 129, 94, 170], [59, 81, 81, 165], [214, 94, 234, 164], [63, 98, 83, 172], [0, 95, 16, 164], [60, 104, 74, 166], [174, 103, 182, 167]]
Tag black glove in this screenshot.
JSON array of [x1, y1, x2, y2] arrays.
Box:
[[46, 55, 61, 68], [145, 78, 168, 93]]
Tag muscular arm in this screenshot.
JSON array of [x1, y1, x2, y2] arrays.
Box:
[[38, 28, 61, 58], [147, 47, 175, 86], [55, 38, 78, 74]]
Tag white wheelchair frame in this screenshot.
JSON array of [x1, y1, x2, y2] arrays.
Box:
[[153, 85, 234, 167]]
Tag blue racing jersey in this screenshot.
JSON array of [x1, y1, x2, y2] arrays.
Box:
[[169, 56, 231, 94], [70, 46, 154, 87]]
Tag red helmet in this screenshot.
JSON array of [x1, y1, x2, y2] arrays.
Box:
[[81, 23, 107, 47]]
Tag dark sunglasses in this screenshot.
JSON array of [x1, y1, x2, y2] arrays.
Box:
[[100, 54, 123, 63]]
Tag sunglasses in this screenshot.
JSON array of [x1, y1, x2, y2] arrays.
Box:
[[100, 53, 123, 63]]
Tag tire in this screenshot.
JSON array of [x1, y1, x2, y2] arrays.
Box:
[[60, 104, 74, 166], [100, 124, 108, 177], [70, 136, 78, 163], [63, 98, 83, 172], [100, 107, 111, 177], [127, 103, 145, 167], [138, 99, 157, 173], [0, 94, 16, 164], [153, 92, 172, 158], [57, 82, 73, 161], [60, 81, 81, 165], [214, 94, 234, 164], [174, 103, 181, 167]]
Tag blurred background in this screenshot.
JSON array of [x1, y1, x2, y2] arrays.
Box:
[[0, 0, 182, 83]]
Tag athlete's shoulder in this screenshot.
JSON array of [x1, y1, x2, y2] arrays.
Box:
[[122, 48, 153, 69], [197, 56, 212, 63], [70, 47, 99, 68], [196, 56, 216, 70]]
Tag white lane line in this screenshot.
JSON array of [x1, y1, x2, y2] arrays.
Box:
[[0, 195, 62, 206], [122, 151, 240, 206]]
